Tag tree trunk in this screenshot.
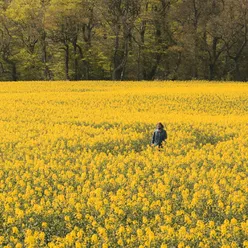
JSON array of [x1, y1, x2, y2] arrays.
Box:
[[192, 32, 199, 79], [3, 57, 17, 81], [143, 21, 162, 80], [209, 63, 215, 81], [11, 62, 17, 81], [138, 20, 146, 80], [113, 38, 129, 81], [41, 31, 51, 80], [73, 38, 78, 80], [147, 54, 162, 80], [192, 0, 199, 78], [82, 10, 94, 80], [112, 24, 121, 80], [234, 59, 241, 81], [64, 43, 70, 80], [76, 44, 84, 80], [112, 26, 129, 81]]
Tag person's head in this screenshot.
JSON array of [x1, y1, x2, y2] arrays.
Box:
[[156, 122, 164, 130]]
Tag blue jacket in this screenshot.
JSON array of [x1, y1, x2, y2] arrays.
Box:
[[151, 129, 167, 147]]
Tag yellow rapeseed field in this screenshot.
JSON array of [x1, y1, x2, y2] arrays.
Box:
[[0, 81, 248, 248]]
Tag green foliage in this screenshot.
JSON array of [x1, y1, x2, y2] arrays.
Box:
[[0, 0, 248, 81]]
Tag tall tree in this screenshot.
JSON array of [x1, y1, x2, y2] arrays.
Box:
[[5, 0, 48, 80], [223, 0, 248, 80], [45, 0, 85, 80], [0, 1, 19, 81], [99, 0, 141, 80]]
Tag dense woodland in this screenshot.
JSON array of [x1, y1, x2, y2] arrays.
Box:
[[0, 0, 248, 81]]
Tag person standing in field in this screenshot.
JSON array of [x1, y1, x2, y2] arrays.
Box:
[[151, 123, 167, 148]]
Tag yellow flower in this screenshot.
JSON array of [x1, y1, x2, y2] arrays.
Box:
[[231, 218, 238, 225], [117, 239, 124, 246], [64, 216, 70, 222], [210, 230, 216, 238], [75, 241, 82, 248], [91, 234, 98, 243], [143, 216, 148, 224], [42, 222, 48, 228], [137, 228, 143, 238], [243, 241, 248, 248], [209, 221, 215, 228], [0, 236, 4, 245], [12, 226, 19, 234], [178, 242, 185, 248]]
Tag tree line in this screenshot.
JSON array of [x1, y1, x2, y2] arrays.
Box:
[[0, 0, 248, 81]]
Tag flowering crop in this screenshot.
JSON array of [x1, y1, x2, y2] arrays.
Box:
[[0, 81, 248, 247]]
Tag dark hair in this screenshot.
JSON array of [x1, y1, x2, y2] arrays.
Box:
[[157, 122, 164, 129]]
